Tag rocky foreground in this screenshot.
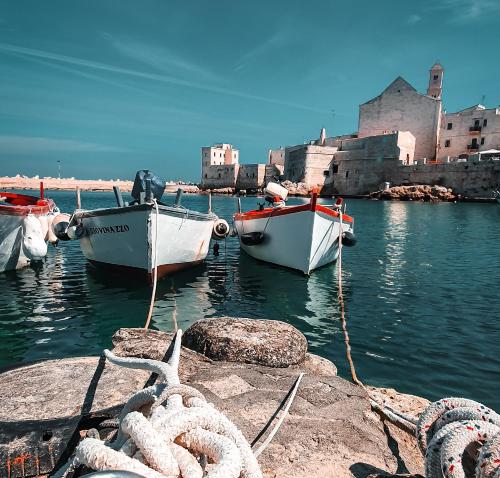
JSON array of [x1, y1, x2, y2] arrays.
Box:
[[0, 318, 428, 478], [370, 185, 456, 201]]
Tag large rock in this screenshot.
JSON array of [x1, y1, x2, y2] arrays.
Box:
[[0, 324, 426, 478], [371, 184, 456, 201], [182, 317, 308, 367]]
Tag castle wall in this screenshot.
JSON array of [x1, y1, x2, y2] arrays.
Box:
[[236, 164, 266, 190], [284, 145, 337, 185], [322, 158, 500, 198], [201, 164, 239, 188]]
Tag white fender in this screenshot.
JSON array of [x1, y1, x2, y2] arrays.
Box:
[[22, 215, 48, 261]]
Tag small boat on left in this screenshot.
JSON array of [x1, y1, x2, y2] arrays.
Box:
[[0, 184, 63, 272]]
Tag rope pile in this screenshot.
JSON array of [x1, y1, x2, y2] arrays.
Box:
[[417, 398, 500, 478], [54, 330, 264, 478]]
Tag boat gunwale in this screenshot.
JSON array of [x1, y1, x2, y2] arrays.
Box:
[[234, 202, 353, 223], [0, 192, 55, 216], [74, 202, 217, 222]]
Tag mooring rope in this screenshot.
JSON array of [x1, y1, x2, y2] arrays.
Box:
[[144, 199, 159, 330], [336, 204, 499, 478]]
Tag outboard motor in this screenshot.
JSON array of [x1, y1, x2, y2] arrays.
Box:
[[212, 219, 230, 240], [264, 182, 288, 207], [131, 170, 165, 204]]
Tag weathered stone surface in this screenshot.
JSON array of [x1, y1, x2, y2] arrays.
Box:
[[299, 352, 337, 376], [182, 317, 308, 367], [0, 324, 426, 478], [370, 184, 456, 201], [281, 180, 311, 196]]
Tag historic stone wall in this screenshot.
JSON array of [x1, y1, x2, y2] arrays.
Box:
[[201, 164, 239, 188], [284, 145, 337, 186], [236, 164, 266, 190], [323, 157, 500, 197], [358, 77, 441, 160]]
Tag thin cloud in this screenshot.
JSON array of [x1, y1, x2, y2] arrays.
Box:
[[0, 135, 128, 154], [430, 0, 499, 23], [407, 14, 422, 24], [0, 42, 326, 114], [104, 33, 220, 83], [234, 31, 291, 72]]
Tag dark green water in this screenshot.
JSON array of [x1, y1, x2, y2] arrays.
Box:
[[1, 190, 499, 409]]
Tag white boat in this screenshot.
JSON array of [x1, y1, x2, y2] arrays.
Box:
[[66, 171, 226, 282], [0, 189, 59, 272], [233, 183, 356, 275]]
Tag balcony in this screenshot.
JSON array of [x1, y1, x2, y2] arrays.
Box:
[[467, 144, 479, 151], [469, 126, 482, 134]]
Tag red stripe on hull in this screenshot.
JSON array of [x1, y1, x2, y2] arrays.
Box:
[[234, 203, 353, 223], [0, 193, 55, 216]]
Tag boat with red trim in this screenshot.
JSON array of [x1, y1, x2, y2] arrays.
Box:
[[0, 184, 60, 272], [233, 182, 356, 274]]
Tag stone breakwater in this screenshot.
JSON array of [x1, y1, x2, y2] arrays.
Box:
[[370, 184, 456, 202], [0, 318, 428, 478], [0, 177, 201, 194]]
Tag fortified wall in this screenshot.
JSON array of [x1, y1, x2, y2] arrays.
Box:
[[322, 157, 500, 197]]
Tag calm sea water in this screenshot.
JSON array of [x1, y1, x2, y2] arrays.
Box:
[[1, 190, 499, 409]]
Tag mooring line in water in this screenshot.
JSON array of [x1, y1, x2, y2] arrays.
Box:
[[144, 199, 159, 330], [337, 212, 417, 435]]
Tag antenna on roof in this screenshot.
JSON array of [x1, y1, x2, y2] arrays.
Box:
[[481, 94, 486, 105]]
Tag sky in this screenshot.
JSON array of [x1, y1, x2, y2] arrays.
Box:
[[1, 0, 499, 182]]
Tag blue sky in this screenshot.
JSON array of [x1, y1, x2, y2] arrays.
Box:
[[1, 0, 499, 181]]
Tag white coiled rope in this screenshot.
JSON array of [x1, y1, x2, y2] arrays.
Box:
[[53, 330, 303, 478]]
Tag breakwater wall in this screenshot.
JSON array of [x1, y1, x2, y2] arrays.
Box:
[[323, 158, 500, 198]]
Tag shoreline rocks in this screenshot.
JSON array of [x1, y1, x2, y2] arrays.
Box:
[[0, 318, 427, 478], [370, 184, 456, 201]]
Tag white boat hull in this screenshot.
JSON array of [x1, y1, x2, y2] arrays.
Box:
[[75, 204, 216, 280], [234, 200, 354, 274]]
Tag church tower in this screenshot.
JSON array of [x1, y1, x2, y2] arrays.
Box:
[[427, 62, 444, 99]]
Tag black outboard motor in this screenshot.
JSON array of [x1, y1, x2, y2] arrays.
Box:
[[131, 170, 165, 204]]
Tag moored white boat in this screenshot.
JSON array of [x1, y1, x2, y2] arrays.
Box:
[[0, 188, 59, 272], [67, 171, 226, 282], [233, 183, 356, 274]]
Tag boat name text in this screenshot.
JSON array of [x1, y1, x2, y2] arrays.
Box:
[[88, 225, 130, 235]]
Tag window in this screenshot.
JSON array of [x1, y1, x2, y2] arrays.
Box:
[[345, 171, 349, 178], [474, 119, 480, 127], [323, 170, 330, 177], [433, 75, 439, 80], [447, 122, 453, 130], [204, 174, 207, 178], [483, 119, 488, 127], [445, 140, 451, 147], [480, 137, 485, 145], [213, 152, 215, 157], [218, 173, 221, 178], [204, 152, 207, 157], [332, 164, 339, 173]]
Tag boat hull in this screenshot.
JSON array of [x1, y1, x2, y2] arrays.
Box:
[[75, 204, 215, 281], [234, 201, 354, 274], [0, 193, 57, 272]]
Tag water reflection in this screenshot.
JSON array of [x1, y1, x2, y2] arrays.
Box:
[[0, 192, 499, 410]]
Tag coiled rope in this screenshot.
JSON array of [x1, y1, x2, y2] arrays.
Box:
[[53, 331, 304, 478], [336, 205, 499, 478]]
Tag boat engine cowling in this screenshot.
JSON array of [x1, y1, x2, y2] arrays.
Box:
[[212, 218, 230, 239], [51, 213, 72, 241], [264, 182, 288, 202]]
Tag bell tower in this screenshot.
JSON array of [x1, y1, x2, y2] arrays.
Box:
[[427, 62, 444, 99]]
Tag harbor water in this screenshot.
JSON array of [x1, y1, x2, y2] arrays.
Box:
[[0, 190, 499, 409]]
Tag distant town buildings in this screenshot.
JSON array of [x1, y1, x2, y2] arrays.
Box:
[[200, 63, 500, 197]]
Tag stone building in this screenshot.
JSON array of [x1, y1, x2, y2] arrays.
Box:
[[201, 143, 239, 187], [358, 63, 443, 160], [439, 105, 500, 159]]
